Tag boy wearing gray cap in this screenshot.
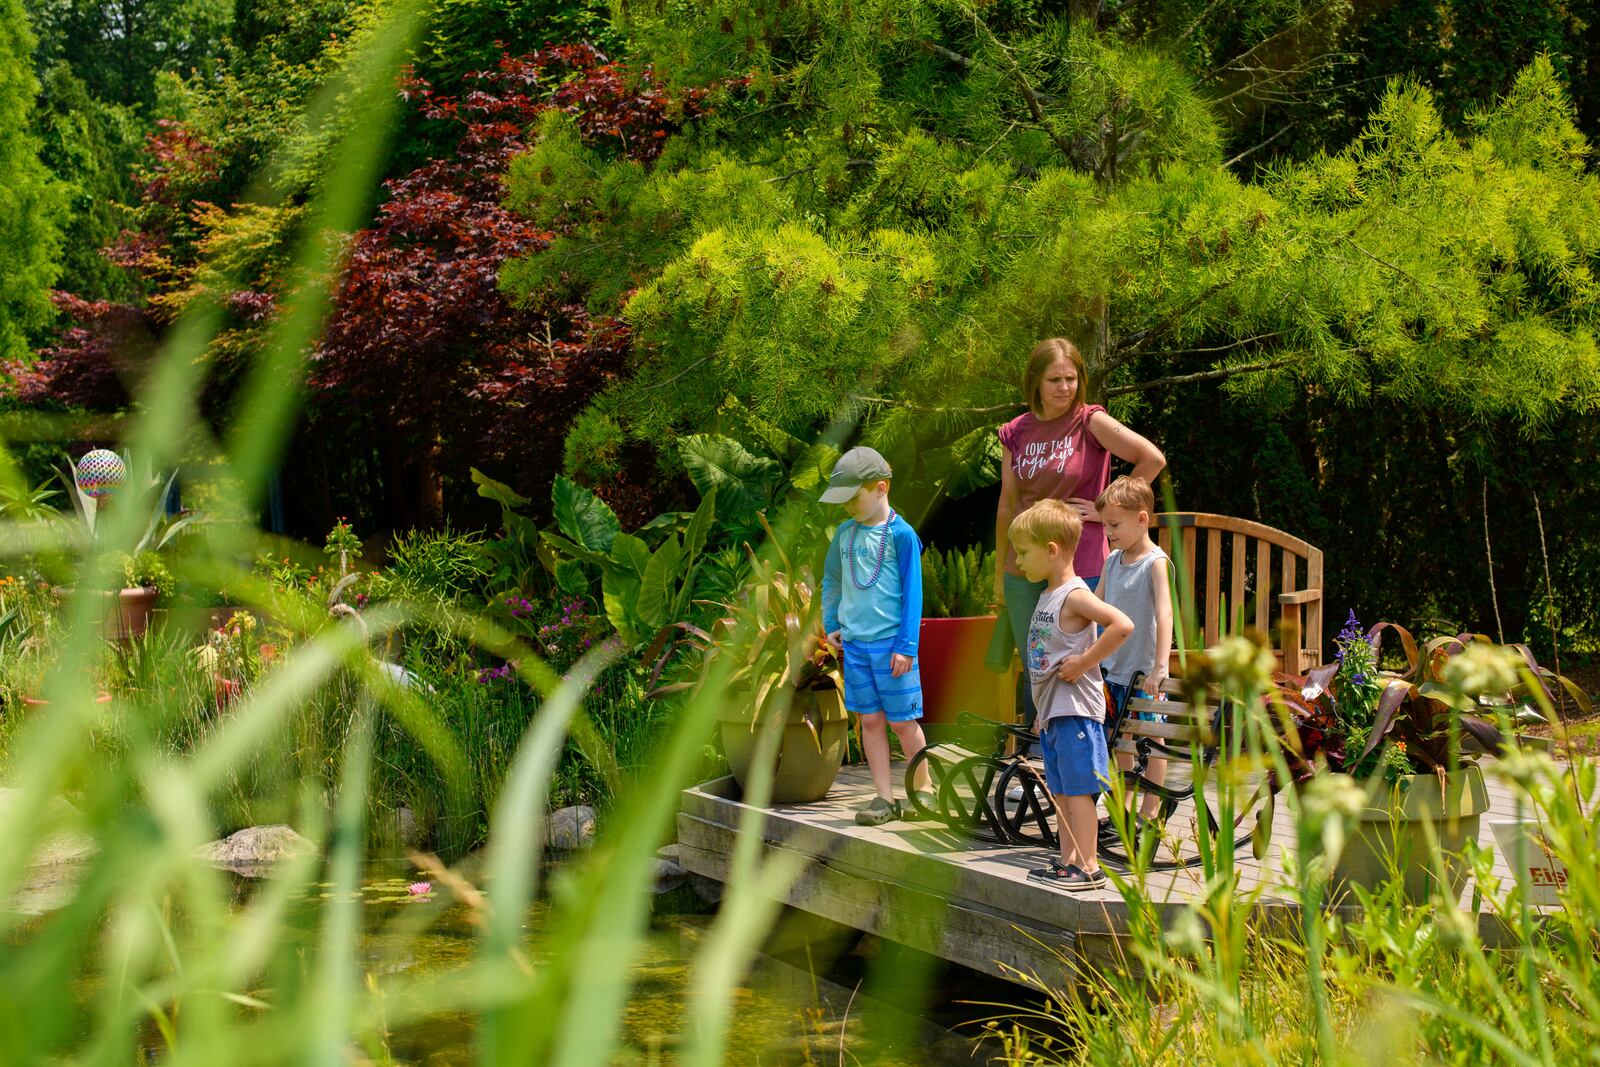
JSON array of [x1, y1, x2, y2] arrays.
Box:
[[820, 447, 931, 826]]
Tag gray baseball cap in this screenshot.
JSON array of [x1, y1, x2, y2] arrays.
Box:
[[819, 446, 893, 503]]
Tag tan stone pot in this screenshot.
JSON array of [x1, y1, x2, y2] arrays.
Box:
[[1331, 763, 1489, 902], [719, 681, 849, 805]]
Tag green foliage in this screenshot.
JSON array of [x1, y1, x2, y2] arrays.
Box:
[[120, 549, 174, 598], [921, 543, 996, 618], [544, 477, 718, 646], [472, 466, 553, 595], [375, 526, 493, 606], [0, 0, 63, 362], [561, 408, 625, 481], [32, 65, 145, 302], [24, 0, 231, 110]]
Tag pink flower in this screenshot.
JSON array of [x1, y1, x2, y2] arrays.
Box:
[[407, 881, 432, 896]]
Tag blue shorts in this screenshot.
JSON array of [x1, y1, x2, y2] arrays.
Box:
[[1040, 716, 1110, 797], [841, 637, 923, 722]]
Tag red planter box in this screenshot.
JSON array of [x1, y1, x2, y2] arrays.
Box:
[[916, 616, 1009, 727]]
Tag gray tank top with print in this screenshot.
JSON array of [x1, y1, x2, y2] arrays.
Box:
[[1026, 578, 1107, 725], [1099, 546, 1170, 686]]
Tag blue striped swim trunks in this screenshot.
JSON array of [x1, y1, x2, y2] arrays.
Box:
[[840, 636, 923, 722]]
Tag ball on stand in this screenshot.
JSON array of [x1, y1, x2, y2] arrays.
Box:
[[76, 449, 127, 500]]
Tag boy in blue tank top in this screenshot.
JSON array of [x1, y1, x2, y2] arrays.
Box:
[[820, 447, 931, 826]]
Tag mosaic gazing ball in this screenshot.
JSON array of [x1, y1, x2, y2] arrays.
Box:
[[75, 449, 126, 499]]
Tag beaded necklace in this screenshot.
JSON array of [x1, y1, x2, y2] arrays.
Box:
[[847, 509, 896, 590]]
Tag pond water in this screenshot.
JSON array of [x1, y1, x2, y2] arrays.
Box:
[[16, 860, 1028, 1065]]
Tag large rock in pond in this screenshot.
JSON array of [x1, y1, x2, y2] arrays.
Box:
[[547, 805, 596, 851], [195, 825, 316, 876]]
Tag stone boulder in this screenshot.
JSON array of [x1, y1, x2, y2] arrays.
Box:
[[195, 825, 316, 876], [547, 805, 596, 851]]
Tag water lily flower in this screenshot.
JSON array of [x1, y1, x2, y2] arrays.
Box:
[[407, 881, 432, 896]]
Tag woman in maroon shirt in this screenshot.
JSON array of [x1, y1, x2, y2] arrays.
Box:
[[992, 337, 1165, 733]]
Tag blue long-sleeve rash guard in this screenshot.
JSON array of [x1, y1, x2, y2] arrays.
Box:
[[821, 513, 922, 657]]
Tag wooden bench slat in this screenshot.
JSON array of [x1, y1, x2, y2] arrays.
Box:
[[1204, 527, 1221, 646], [1230, 531, 1246, 635], [1116, 719, 1211, 742], [1254, 538, 1271, 634]]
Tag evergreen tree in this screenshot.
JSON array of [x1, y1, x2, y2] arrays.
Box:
[[0, 0, 63, 363], [500, 2, 1598, 484]]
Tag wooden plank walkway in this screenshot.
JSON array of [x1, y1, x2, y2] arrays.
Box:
[[677, 760, 1543, 989]]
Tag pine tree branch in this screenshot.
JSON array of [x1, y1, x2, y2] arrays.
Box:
[[1201, 1, 1343, 84], [1106, 279, 1238, 370], [763, 159, 873, 183], [951, 4, 1080, 168], [1107, 356, 1296, 396], [1225, 123, 1296, 168], [638, 356, 710, 392], [850, 395, 1023, 416]]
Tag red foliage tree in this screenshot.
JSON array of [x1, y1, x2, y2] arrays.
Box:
[[313, 45, 714, 522]]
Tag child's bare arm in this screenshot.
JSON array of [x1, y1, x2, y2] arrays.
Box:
[[1149, 555, 1173, 692], [1057, 589, 1133, 682]]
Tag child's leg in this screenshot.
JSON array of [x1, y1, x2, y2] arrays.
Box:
[[1052, 793, 1079, 869], [1139, 756, 1168, 820], [890, 717, 930, 793], [1060, 794, 1101, 873], [858, 712, 894, 801]]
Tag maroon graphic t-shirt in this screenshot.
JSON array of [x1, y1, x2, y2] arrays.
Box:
[[998, 404, 1112, 579]]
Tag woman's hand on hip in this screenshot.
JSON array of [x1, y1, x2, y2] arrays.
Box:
[[1065, 496, 1098, 522]]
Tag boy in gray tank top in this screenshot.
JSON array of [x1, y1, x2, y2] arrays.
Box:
[[1010, 499, 1133, 891], [1095, 476, 1174, 828]]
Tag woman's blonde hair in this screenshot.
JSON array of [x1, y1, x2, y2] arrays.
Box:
[[1009, 499, 1082, 556], [1022, 338, 1087, 417]]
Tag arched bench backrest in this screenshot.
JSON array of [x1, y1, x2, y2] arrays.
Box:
[[1154, 512, 1325, 675]]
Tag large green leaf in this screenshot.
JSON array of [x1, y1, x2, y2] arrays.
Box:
[[682, 487, 717, 562], [607, 532, 653, 579], [471, 466, 530, 509], [636, 534, 684, 629], [678, 434, 782, 516], [552, 475, 620, 554], [602, 570, 644, 645], [541, 529, 606, 568]]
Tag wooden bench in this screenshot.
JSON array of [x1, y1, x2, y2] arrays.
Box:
[[1155, 512, 1325, 674], [996, 513, 1326, 703]]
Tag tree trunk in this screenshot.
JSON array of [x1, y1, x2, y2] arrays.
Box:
[[418, 428, 445, 529]]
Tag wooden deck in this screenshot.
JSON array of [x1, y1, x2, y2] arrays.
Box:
[[677, 761, 1542, 989]]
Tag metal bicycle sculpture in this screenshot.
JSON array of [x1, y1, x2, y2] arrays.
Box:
[[903, 681, 1277, 868]]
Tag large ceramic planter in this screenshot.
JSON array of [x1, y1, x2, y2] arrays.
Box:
[[1331, 764, 1489, 902], [719, 681, 849, 804], [918, 616, 1005, 732], [113, 587, 160, 642]]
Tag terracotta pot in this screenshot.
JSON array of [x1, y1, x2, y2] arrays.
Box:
[[1330, 763, 1490, 902], [108, 587, 159, 642], [719, 682, 849, 804]]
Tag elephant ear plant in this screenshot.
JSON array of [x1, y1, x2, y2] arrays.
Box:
[[654, 522, 842, 749]]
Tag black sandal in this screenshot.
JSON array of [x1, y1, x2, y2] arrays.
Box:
[[1027, 862, 1107, 891]]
